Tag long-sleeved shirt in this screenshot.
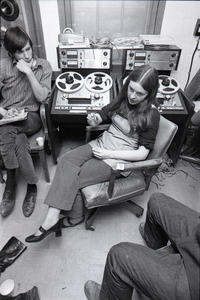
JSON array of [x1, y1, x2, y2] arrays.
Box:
[[0, 55, 52, 112]]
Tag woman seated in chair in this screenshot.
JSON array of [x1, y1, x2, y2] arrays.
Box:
[[26, 65, 160, 243]]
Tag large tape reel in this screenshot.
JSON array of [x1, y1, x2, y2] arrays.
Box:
[[0, 0, 19, 21], [158, 75, 179, 95], [56, 71, 84, 93], [85, 72, 113, 93]]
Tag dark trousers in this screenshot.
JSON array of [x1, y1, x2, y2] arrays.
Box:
[[0, 112, 41, 183], [99, 193, 199, 300]]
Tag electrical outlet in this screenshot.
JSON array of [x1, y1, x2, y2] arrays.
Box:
[[194, 19, 200, 36]]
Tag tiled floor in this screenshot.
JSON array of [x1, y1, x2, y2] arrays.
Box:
[[0, 132, 200, 299]]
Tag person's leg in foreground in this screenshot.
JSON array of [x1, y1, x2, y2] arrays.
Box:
[[84, 192, 199, 300]]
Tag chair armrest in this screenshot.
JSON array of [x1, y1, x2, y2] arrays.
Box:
[[40, 84, 56, 140], [112, 157, 163, 172], [85, 124, 110, 143], [86, 124, 110, 132], [107, 158, 163, 198], [39, 104, 48, 139]]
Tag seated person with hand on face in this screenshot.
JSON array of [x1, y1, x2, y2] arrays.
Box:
[[84, 192, 200, 300], [0, 26, 52, 218], [25, 65, 160, 243]]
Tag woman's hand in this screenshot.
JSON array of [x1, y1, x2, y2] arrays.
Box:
[[87, 113, 102, 126], [92, 147, 111, 160]]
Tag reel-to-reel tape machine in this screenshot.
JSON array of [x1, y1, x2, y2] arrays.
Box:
[[51, 70, 113, 122], [156, 75, 184, 111], [51, 46, 113, 124]]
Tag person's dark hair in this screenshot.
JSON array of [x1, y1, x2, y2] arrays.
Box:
[[4, 26, 33, 56], [110, 65, 159, 134]]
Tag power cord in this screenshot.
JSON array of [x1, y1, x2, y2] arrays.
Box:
[[184, 37, 200, 90]]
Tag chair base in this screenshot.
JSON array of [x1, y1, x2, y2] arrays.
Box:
[[85, 201, 144, 231], [85, 208, 99, 231], [124, 200, 144, 218]]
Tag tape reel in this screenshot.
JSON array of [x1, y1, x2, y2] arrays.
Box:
[[158, 75, 179, 95], [85, 72, 113, 93], [56, 71, 84, 93]]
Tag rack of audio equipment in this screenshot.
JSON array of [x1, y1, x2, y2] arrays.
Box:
[[123, 45, 181, 73], [50, 43, 194, 163], [51, 44, 182, 126], [51, 46, 114, 127]]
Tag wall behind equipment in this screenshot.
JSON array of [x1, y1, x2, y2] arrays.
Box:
[[161, 0, 200, 90], [39, 0, 200, 90]]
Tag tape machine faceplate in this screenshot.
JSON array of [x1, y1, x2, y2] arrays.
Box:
[[54, 71, 112, 114]]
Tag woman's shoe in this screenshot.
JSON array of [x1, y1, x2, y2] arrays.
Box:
[[60, 216, 85, 228], [25, 218, 63, 243]]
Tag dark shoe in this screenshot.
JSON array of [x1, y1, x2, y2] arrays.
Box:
[[22, 187, 37, 217], [61, 216, 85, 228], [25, 218, 64, 243], [0, 188, 16, 217], [0, 236, 27, 272], [84, 280, 101, 300]]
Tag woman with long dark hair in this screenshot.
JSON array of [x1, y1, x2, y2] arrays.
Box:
[[26, 65, 160, 243]]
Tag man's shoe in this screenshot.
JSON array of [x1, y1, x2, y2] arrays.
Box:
[[0, 189, 16, 217], [22, 187, 37, 217], [84, 280, 101, 300]]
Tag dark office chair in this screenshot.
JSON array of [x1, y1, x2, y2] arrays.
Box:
[[81, 116, 178, 230], [0, 86, 58, 183]]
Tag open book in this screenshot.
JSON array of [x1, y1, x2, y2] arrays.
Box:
[[0, 108, 28, 125]]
